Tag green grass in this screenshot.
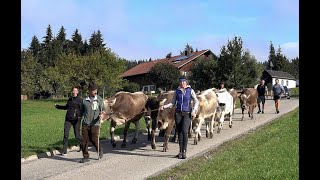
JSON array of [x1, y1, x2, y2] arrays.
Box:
[[21, 99, 147, 158], [148, 107, 299, 180], [290, 87, 299, 97]]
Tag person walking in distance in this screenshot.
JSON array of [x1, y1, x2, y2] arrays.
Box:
[[218, 82, 226, 91], [55, 86, 83, 155], [272, 79, 285, 114], [256, 79, 268, 114], [79, 82, 106, 163], [160, 76, 199, 159]]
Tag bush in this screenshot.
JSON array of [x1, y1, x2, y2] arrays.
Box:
[[122, 82, 141, 92]]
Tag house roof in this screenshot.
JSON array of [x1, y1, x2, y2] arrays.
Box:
[[264, 70, 295, 80], [121, 49, 210, 77]]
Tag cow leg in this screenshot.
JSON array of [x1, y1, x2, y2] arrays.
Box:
[[188, 121, 192, 139], [110, 121, 117, 148], [193, 118, 203, 145], [209, 111, 216, 138], [121, 122, 131, 148], [205, 120, 209, 138], [163, 120, 174, 152], [145, 116, 152, 141], [241, 108, 245, 121], [229, 113, 233, 128], [131, 120, 140, 144], [250, 105, 254, 119], [151, 118, 157, 150], [217, 112, 225, 133]]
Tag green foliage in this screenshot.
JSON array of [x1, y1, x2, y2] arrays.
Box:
[[21, 53, 46, 98], [149, 62, 181, 90], [189, 57, 218, 90], [89, 30, 106, 53], [122, 82, 141, 92], [149, 108, 299, 180], [214, 36, 259, 89]]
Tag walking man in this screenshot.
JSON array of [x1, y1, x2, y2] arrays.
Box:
[[79, 82, 106, 163], [256, 79, 268, 114], [272, 79, 285, 114]]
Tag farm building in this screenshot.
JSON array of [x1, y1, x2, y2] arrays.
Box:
[[261, 70, 296, 88], [121, 49, 216, 91]]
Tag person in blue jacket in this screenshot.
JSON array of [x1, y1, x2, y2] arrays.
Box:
[[161, 76, 199, 159]]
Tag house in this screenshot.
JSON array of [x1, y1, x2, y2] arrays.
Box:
[[261, 70, 296, 89], [121, 49, 215, 89]]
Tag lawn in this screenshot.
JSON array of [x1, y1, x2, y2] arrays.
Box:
[[21, 99, 147, 158], [148, 107, 299, 180]]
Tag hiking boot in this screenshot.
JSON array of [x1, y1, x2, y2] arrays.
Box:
[[180, 150, 187, 159], [99, 150, 103, 159], [257, 110, 261, 114], [79, 158, 90, 163], [61, 153, 67, 156], [262, 111, 264, 114], [176, 151, 183, 158]]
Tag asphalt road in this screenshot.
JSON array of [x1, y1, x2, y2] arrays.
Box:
[[21, 97, 299, 180]]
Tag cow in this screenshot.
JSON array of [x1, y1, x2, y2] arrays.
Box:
[[191, 88, 218, 145], [102, 91, 148, 148], [154, 91, 176, 152], [215, 88, 234, 133], [228, 88, 238, 115], [239, 88, 258, 120]]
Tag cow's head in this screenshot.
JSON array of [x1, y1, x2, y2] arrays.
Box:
[[239, 94, 250, 110], [144, 96, 159, 122], [102, 97, 117, 121]]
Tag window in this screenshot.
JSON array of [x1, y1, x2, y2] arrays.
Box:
[[183, 71, 187, 76], [286, 80, 288, 86], [281, 80, 284, 86]]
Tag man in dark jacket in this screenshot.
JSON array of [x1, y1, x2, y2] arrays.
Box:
[[256, 79, 268, 114], [55, 86, 83, 155], [79, 82, 106, 163]]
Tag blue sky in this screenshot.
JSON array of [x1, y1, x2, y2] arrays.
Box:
[[22, 0, 299, 62]]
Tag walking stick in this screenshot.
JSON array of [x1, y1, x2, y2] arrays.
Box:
[[97, 98, 104, 160]]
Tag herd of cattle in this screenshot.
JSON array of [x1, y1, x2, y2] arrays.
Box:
[[101, 87, 258, 151]]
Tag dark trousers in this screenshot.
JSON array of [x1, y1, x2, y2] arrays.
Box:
[[175, 111, 192, 152], [63, 119, 82, 153], [81, 125, 102, 158]]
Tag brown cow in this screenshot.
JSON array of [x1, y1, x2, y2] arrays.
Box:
[[102, 91, 148, 148], [154, 91, 176, 152], [192, 88, 218, 145], [239, 88, 258, 120]]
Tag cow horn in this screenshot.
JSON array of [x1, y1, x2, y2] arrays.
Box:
[[109, 98, 117, 106], [159, 98, 167, 106]]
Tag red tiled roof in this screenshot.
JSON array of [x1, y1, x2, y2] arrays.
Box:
[[121, 49, 209, 77]]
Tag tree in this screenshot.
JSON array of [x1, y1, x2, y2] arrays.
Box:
[[189, 56, 218, 90], [216, 36, 243, 88], [28, 36, 41, 57], [89, 30, 106, 53], [166, 52, 172, 58], [21, 53, 44, 98], [56, 26, 67, 42], [71, 29, 83, 55], [149, 62, 181, 90], [268, 41, 276, 70], [42, 24, 53, 48]]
